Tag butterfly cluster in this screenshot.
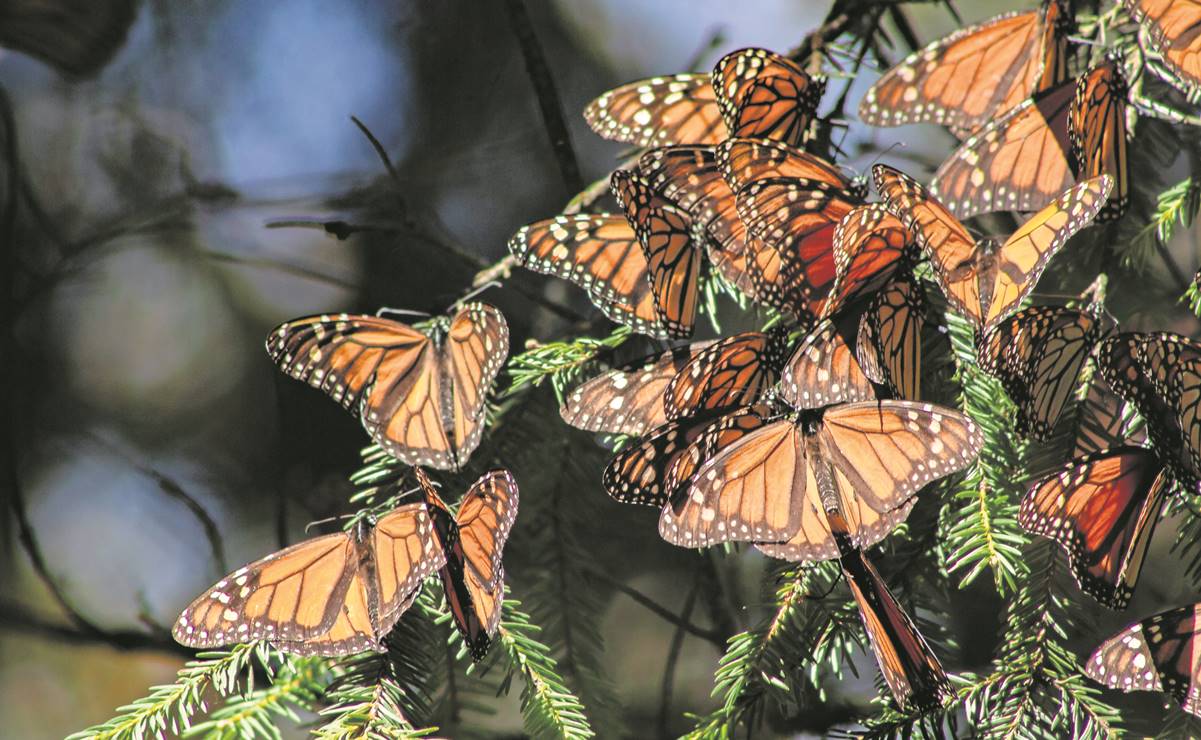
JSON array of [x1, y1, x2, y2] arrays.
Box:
[[174, 303, 518, 662], [502, 0, 1201, 716]]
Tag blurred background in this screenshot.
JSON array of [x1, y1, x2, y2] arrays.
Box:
[[1, 1, 1197, 737]]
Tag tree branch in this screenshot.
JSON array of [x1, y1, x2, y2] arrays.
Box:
[[502, 0, 583, 195], [583, 567, 724, 648]]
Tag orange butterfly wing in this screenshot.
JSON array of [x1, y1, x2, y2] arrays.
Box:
[[560, 341, 713, 436], [856, 276, 926, 401], [1124, 0, 1201, 93], [712, 48, 825, 147], [1021, 447, 1168, 609], [583, 74, 726, 147], [663, 330, 785, 420], [1069, 60, 1129, 222], [860, 1, 1069, 134], [635, 204, 700, 338], [508, 214, 664, 338], [442, 303, 510, 467], [822, 203, 913, 319], [779, 320, 877, 410], [1087, 603, 1201, 713], [931, 79, 1075, 219]]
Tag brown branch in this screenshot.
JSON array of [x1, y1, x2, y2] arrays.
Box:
[[0, 598, 191, 656], [584, 567, 724, 648], [502, 0, 583, 195]]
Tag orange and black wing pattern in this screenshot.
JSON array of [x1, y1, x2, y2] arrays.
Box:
[[583, 74, 725, 147], [1087, 602, 1201, 715], [822, 203, 914, 320], [663, 329, 789, 420], [1123, 0, 1201, 94], [451, 470, 518, 660], [856, 275, 926, 401], [826, 510, 953, 711], [560, 341, 714, 437], [508, 213, 666, 338], [267, 306, 508, 471], [977, 306, 1098, 439], [860, 0, 1071, 135], [1021, 446, 1168, 609], [713, 47, 825, 147], [1069, 59, 1129, 222], [780, 320, 877, 410], [931, 78, 1075, 219], [173, 503, 445, 657]]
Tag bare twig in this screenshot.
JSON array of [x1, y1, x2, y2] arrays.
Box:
[[584, 567, 724, 648], [657, 573, 699, 739], [84, 434, 228, 574], [502, 0, 583, 195], [350, 116, 403, 190], [0, 598, 190, 656]]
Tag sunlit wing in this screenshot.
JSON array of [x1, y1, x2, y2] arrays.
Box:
[[442, 303, 510, 467], [1123, 0, 1201, 94], [1069, 59, 1129, 221], [583, 73, 726, 147], [779, 320, 877, 410], [856, 276, 926, 401], [663, 330, 787, 420], [1087, 602, 1201, 715]]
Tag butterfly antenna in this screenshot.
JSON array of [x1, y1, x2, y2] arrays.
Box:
[[864, 141, 905, 171], [454, 280, 501, 308], [376, 307, 432, 319], [304, 513, 355, 533]]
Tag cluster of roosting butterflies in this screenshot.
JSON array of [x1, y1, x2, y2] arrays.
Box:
[[164, 0, 1201, 718], [173, 302, 518, 662], [506, 0, 1201, 717]]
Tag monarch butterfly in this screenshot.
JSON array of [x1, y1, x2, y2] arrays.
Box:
[[977, 306, 1101, 440], [602, 403, 778, 507], [1020, 446, 1168, 609], [267, 303, 508, 471], [173, 501, 446, 656], [779, 319, 878, 410], [509, 170, 699, 339], [821, 203, 917, 321], [874, 165, 1111, 333], [637, 144, 809, 317], [559, 341, 714, 437], [717, 138, 866, 317], [415, 468, 518, 661], [859, 0, 1072, 136], [662, 328, 792, 421], [856, 275, 927, 402], [1086, 602, 1201, 715], [660, 400, 982, 563], [1068, 59, 1129, 221], [583, 47, 823, 148], [1123, 0, 1201, 94], [826, 510, 953, 711], [1097, 332, 1201, 492]]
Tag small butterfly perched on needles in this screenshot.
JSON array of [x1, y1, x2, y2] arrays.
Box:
[[267, 302, 508, 471], [174, 499, 447, 657], [859, 0, 1073, 137], [1097, 332, 1201, 493], [583, 47, 825, 149], [415, 468, 518, 661], [508, 170, 697, 339], [931, 57, 1129, 222], [1123, 0, 1201, 95], [1086, 601, 1201, 715], [874, 165, 1111, 334], [977, 305, 1103, 440], [824, 508, 954, 712]]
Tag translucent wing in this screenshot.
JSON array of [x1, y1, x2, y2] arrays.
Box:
[[442, 303, 509, 468], [583, 73, 726, 147], [455, 470, 519, 594], [779, 320, 877, 410], [1069, 59, 1129, 222], [1073, 375, 1146, 458], [663, 330, 787, 420], [859, 1, 1070, 134], [931, 79, 1075, 219], [977, 306, 1098, 439], [1122, 0, 1201, 94], [1020, 447, 1167, 609], [560, 341, 713, 436], [1087, 603, 1201, 715]]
